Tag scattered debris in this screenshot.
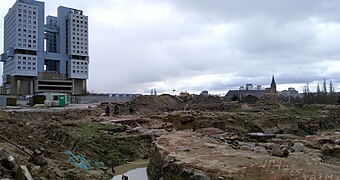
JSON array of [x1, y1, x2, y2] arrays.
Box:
[[64, 150, 91, 171], [1, 96, 340, 179], [246, 132, 276, 142]]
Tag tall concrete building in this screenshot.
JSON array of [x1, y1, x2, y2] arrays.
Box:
[[1, 0, 89, 95]]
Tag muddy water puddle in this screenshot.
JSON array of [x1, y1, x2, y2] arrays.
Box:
[[112, 159, 149, 180]]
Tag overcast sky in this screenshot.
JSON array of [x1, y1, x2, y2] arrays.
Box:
[[1, 0, 340, 95]]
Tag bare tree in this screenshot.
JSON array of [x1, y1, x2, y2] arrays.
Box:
[[316, 83, 321, 103], [322, 79, 327, 94], [304, 83, 312, 104], [321, 79, 328, 103], [329, 80, 334, 93], [329, 80, 336, 104]]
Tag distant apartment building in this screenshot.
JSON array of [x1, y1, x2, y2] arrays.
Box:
[[239, 84, 264, 91], [1, 0, 89, 95], [278, 87, 302, 101]]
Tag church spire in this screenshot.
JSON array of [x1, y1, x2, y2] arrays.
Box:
[[271, 75, 276, 92]]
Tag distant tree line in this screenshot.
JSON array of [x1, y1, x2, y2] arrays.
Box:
[[303, 79, 340, 105]]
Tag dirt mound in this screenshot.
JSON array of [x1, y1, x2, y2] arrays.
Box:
[[186, 95, 226, 111], [129, 95, 235, 114], [131, 95, 183, 114]]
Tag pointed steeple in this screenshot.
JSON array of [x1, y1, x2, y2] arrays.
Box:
[[271, 75, 276, 93]]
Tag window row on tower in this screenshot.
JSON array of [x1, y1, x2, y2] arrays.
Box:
[[70, 60, 88, 75], [17, 2, 38, 22], [16, 55, 37, 72], [18, 3, 37, 11], [72, 19, 87, 24]]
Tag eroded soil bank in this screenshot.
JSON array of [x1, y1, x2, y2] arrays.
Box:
[[148, 130, 340, 180], [1, 95, 340, 179], [143, 96, 340, 179], [0, 108, 152, 179]]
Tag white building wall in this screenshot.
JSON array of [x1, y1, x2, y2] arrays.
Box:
[[57, 7, 89, 80], [4, 3, 18, 51], [68, 59, 88, 79], [3, 1, 41, 77], [68, 13, 89, 56], [3, 55, 37, 77], [16, 2, 39, 51], [3, 57, 15, 75], [66, 9, 89, 79], [15, 54, 38, 76]]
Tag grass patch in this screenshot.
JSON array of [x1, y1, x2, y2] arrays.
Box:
[[65, 122, 127, 138], [63, 122, 152, 166], [266, 105, 324, 117], [76, 122, 105, 137]]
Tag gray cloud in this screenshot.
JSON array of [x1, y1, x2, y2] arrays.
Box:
[[1, 0, 340, 94]]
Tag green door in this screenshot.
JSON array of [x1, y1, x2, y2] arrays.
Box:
[[58, 95, 66, 107]]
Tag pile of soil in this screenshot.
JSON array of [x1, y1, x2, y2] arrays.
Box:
[[130, 95, 184, 114], [186, 95, 227, 111], [129, 95, 236, 114]]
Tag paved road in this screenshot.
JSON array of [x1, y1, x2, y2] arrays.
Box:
[[3, 103, 99, 112]]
